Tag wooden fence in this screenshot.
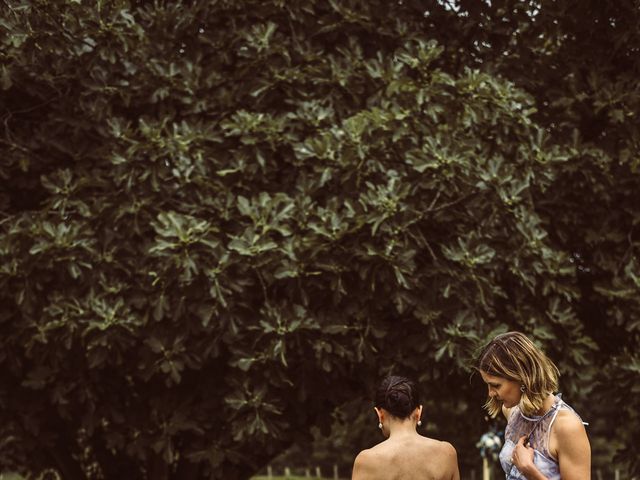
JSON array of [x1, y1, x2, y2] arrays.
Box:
[[256, 464, 637, 480]]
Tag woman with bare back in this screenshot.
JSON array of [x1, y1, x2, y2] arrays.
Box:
[[351, 375, 460, 480]]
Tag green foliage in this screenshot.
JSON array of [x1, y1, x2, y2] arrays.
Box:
[[252, 477, 336, 480], [1, 0, 638, 479]]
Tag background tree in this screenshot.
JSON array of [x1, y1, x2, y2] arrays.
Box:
[[1, 0, 637, 478], [420, 0, 640, 472]]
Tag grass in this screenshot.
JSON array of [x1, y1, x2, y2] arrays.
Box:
[[1, 473, 338, 480], [252, 477, 341, 480]]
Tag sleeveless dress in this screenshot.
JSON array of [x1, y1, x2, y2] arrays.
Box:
[[498, 394, 586, 479]]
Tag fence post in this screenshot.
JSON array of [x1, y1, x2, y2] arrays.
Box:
[[315, 466, 322, 478], [333, 464, 339, 480], [285, 466, 291, 477], [482, 458, 490, 480], [305, 467, 311, 477], [471, 468, 476, 480], [267, 466, 273, 479]]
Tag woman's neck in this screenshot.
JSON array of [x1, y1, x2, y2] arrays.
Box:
[[535, 393, 557, 416], [387, 419, 420, 439]]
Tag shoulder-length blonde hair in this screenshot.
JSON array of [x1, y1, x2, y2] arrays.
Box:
[[476, 331, 559, 417]]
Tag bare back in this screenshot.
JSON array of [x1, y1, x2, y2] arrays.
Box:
[[352, 435, 459, 480]]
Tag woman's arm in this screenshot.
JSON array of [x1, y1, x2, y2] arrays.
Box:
[[444, 442, 460, 480], [351, 450, 374, 480], [554, 413, 591, 480]]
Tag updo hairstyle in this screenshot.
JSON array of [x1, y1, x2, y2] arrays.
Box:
[[375, 375, 420, 419]]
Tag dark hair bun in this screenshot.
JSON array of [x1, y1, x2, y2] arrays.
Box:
[[375, 375, 419, 418]]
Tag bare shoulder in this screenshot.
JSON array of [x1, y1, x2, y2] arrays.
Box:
[[553, 409, 587, 437], [354, 447, 375, 465], [431, 440, 460, 479], [352, 448, 378, 479], [421, 438, 458, 459], [549, 408, 590, 460], [551, 409, 591, 479], [438, 440, 458, 457], [441, 440, 459, 467]]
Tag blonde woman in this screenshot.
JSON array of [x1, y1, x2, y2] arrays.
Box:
[[351, 376, 460, 480], [476, 332, 591, 480]]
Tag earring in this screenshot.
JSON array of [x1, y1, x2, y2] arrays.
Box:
[[520, 385, 526, 393], [378, 422, 383, 429], [417, 420, 422, 426]]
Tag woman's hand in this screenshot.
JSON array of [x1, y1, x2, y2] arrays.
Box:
[[512, 436, 535, 473], [511, 436, 552, 480]]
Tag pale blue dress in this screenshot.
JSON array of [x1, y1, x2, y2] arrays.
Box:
[[499, 394, 586, 479]]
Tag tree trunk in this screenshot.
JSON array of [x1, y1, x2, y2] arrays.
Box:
[[46, 445, 85, 480], [174, 457, 202, 479], [148, 452, 169, 480]]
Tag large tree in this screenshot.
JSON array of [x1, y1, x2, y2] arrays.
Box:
[[422, 0, 640, 472], [1, 0, 637, 478]]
